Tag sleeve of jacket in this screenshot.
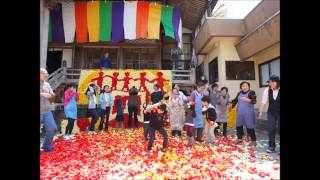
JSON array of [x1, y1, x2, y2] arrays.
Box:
[[109, 93, 114, 105], [207, 108, 217, 122], [248, 90, 257, 104], [231, 92, 240, 109], [99, 94, 105, 104]]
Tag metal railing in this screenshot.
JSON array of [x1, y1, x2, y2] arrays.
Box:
[[48, 68, 81, 90], [172, 68, 195, 85], [47, 67, 66, 90]]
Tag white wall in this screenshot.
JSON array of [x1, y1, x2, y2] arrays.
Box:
[[198, 38, 280, 111], [198, 37, 259, 108]]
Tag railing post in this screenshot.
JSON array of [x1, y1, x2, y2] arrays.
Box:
[[63, 67, 67, 83], [191, 68, 196, 84]]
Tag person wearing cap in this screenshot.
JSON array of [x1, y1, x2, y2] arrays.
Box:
[[259, 75, 280, 153], [147, 102, 169, 152], [40, 68, 57, 152]]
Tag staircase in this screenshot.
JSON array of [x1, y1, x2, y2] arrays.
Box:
[[48, 67, 81, 90]]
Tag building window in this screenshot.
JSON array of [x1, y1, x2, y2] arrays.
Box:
[[258, 57, 280, 87], [196, 63, 204, 82], [225, 61, 255, 80], [209, 57, 218, 83]]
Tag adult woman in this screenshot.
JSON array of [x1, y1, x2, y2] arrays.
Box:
[[259, 75, 280, 153], [64, 84, 79, 140], [85, 83, 100, 133], [215, 87, 230, 137], [231, 82, 257, 146], [168, 88, 184, 138], [172, 84, 188, 103], [99, 85, 113, 131], [190, 81, 205, 142]]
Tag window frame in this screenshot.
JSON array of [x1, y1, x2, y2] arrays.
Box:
[[258, 57, 280, 88], [208, 57, 219, 84], [225, 60, 255, 80], [196, 63, 204, 82]]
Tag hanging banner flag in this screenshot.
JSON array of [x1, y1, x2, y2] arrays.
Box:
[[75, 2, 88, 43], [148, 3, 162, 39], [172, 7, 181, 43], [136, 1, 149, 39], [112, 2, 124, 42], [61, 1, 76, 43], [48, 15, 53, 43], [99, 1, 112, 42], [161, 6, 175, 39], [124, 1, 137, 40], [87, 1, 100, 42], [50, 3, 65, 43], [178, 18, 183, 49]]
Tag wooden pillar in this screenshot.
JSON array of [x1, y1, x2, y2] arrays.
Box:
[[40, 0, 50, 68], [118, 47, 123, 69]]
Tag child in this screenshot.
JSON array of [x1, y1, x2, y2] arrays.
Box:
[[115, 96, 124, 131], [85, 83, 100, 133], [201, 96, 218, 146], [143, 103, 151, 141], [190, 81, 205, 142], [147, 102, 168, 152], [64, 84, 79, 140], [183, 101, 196, 148], [99, 85, 113, 131], [231, 81, 257, 146], [215, 87, 230, 137]]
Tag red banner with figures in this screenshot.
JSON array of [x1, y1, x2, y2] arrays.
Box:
[[77, 69, 172, 128]]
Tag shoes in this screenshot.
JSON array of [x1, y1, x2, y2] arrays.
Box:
[[64, 135, 70, 140], [42, 147, 54, 152], [266, 147, 276, 153]]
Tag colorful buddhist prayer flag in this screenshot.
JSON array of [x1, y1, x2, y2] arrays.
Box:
[[87, 1, 100, 42], [172, 7, 181, 43], [161, 6, 175, 39], [50, 3, 65, 43], [148, 3, 162, 39], [178, 18, 183, 49], [136, 1, 149, 39], [48, 15, 53, 43], [99, 1, 112, 42], [112, 1, 124, 42], [61, 1, 76, 43], [123, 1, 137, 40], [74, 2, 88, 43]]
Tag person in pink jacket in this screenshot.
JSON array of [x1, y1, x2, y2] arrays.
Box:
[[64, 84, 79, 140]]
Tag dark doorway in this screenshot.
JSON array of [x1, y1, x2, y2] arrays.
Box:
[[46, 50, 62, 74]]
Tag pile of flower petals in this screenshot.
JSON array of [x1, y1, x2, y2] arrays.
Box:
[[40, 128, 280, 179]]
